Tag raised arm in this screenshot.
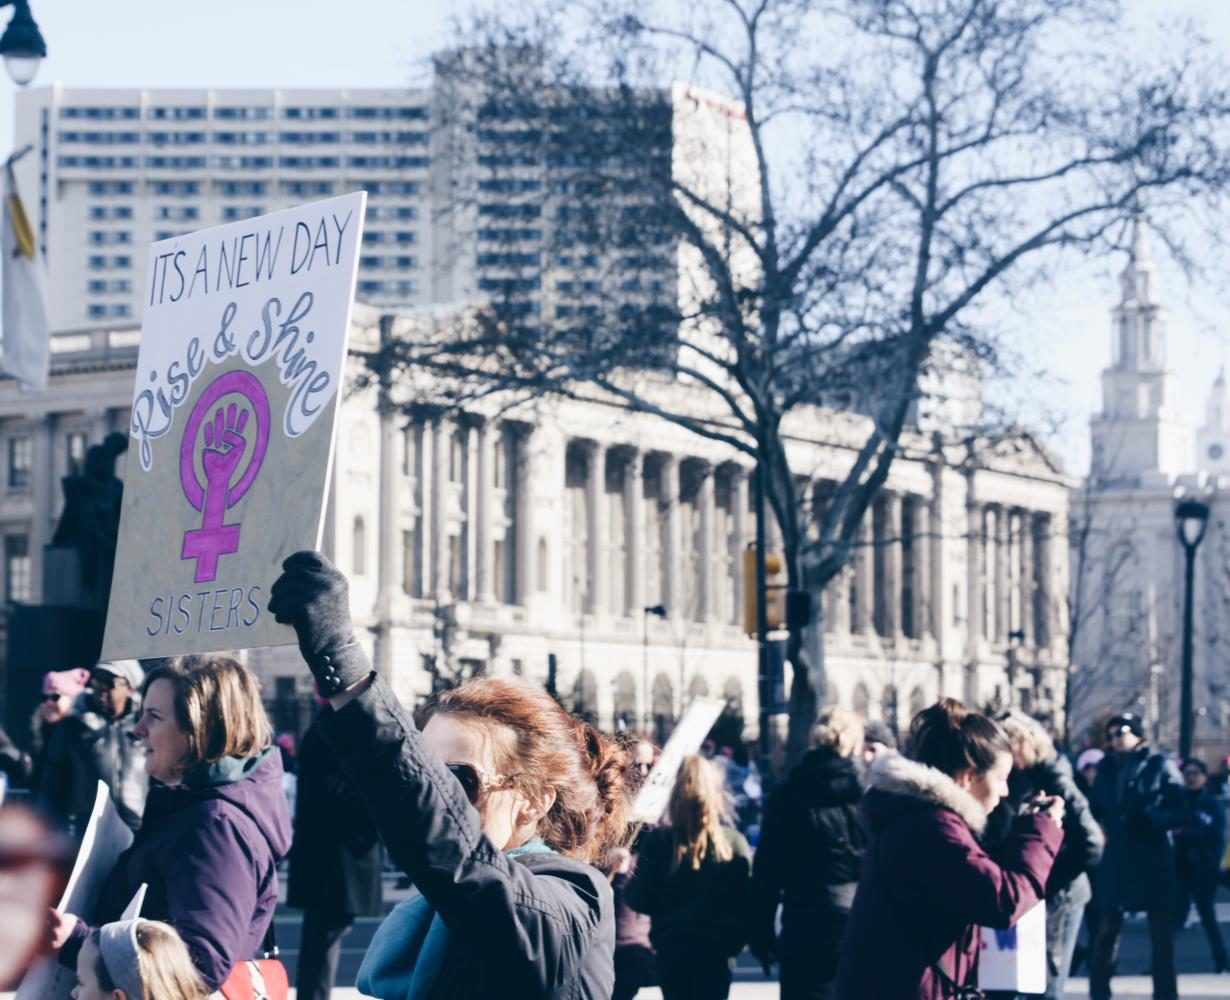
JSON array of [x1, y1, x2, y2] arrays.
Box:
[[269, 551, 608, 994]]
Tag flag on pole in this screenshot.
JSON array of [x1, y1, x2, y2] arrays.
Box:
[[1, 158, 48, 391]]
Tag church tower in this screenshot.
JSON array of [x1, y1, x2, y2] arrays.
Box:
[[1197, 367, 1230, 473], [1089, 215, 1190, 484]]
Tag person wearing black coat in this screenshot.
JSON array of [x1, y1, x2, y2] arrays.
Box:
[[985, 712, 1105, 1000], [287, 714, 384, 1000], [1088, 713, 1185, 1000], [269, 551, 633, 999], [751, 707, 867, 1000], [1174, 759, 1228, 971]]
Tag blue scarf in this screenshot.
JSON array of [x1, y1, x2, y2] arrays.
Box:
[[357, 837, 556, 1000]]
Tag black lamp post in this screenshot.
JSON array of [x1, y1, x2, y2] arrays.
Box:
[[642, 604, 667, 733], [1175, 495, 1211, 759], [0, 0, 45, 86]]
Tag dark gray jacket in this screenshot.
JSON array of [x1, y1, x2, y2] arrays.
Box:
[[37, 694, 147, 832], [318, 676, 616, 1000], [1090, 745, 1185, 909]]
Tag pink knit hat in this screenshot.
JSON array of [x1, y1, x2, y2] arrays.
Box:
[[42, 668, 90, 698]]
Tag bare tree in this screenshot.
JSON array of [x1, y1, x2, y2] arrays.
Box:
[[368, 0, 1230, 758]]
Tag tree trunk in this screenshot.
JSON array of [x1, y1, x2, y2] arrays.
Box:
[[783, 590, 826, 771]]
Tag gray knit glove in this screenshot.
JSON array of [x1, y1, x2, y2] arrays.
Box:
[[269, 550, 371, 696]]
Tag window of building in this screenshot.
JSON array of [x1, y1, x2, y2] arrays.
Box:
[[88, 304, 107, 319], [7, 436, 30, 489], [5, 535, 30, 602], [401, 529, 418, 597], [402, 426, 416, 476], [66, 431, 88, 476], [352, 516, 367, 576]]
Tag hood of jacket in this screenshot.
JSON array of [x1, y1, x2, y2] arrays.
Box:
[[148, 747, 292, 859], [73, 690, 141, 732], [787, 746, 863, 807], [863, 752, 988, 837]]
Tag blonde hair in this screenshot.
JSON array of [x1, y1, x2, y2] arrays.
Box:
[[135, 921, 209, 1000], [997, 711, 1055, 769], [142, 656, 272, 768], [91, 921, 208, 1000], [667, 755, 733, 872], [813, 706, 865, 758]]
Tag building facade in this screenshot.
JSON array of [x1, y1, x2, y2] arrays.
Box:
[[1071, 219, 1230, 757], [0, 305, 1070, 742]]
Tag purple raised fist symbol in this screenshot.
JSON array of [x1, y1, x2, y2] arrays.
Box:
[[179, 371, 270, 583]]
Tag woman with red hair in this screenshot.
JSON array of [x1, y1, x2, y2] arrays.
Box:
[[269, 551, 633, 999]]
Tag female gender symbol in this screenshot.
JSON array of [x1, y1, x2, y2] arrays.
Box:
[[179, 370, 271, 583]]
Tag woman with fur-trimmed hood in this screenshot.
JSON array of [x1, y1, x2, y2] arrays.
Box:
[[835, 700, 1063, 1000]]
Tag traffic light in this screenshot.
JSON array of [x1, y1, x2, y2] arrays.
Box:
[[742, 545, 786, 636]]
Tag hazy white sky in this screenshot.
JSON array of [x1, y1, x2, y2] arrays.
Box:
[[5, 0, 1229, 476]]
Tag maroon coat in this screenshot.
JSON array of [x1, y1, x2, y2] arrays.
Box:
[[835, 754, 1062, 1000]]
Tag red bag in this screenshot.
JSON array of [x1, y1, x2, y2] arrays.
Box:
[[219, 958, 289, 1000]]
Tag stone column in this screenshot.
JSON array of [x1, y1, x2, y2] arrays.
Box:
[[376, 394, 399, 619], [432, 417, 450, 601], [913, 497, 931, 638], [855, 509, 874, 634], [625, 450, 645, 617], [732, 468, 750, 627], [475, 421, 496, 604], [416, 420, 433, 595], [698, 462, 715, 622], [1018, 510, 1034, 647], [884, 491, 903, 637], [1034, 513, 1052, 648], [661, 455, 681, 618], [514, 426, 535, 603], [966, 494, 983, 650], [89, 408, 110, 445], [30, 415, 54, 602], [586, 441, 608, 615], [995, 506, 1010, 644]]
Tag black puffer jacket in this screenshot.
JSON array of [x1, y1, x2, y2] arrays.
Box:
[[318, 675, 616, 1000], [985, 754, 1104, 899], [750, 747, 866, 956]]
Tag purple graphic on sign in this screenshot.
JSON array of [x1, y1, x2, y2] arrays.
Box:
[[179, 370, 271, 583]]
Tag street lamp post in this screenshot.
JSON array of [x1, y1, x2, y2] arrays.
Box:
[[0, 0, 45, 87], [642, 603, 667, 734], [1175, 495, 1211, 760]]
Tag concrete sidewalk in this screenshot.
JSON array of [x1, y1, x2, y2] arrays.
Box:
[[277, 978, 1230, 999]]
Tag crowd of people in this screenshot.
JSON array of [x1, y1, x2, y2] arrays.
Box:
[[0, 548, 1227, 999]]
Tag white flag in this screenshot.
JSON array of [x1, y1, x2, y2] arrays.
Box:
[[1, 162, 48, 391]]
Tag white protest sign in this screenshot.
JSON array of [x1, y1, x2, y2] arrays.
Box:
[[631, 698, 725, 823], [979, 900, 1047, 994], [16, 782, 135, 1000], [103, 193, 365, 658]]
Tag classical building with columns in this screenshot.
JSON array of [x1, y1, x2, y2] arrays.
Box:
[[0, 301, 1069, 742]]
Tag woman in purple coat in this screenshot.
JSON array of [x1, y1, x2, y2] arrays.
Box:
[[48, 656, 292, 993], [835, 700, 1064, 1000]]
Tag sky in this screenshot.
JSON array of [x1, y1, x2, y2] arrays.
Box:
[[4, 0, 1229, 477]]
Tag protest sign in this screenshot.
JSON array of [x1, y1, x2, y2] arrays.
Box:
[[631, 697, 725, 823], [16, 782, 135, 1000], [103, 193, 365, 659], [979, 900, 1047, 994]]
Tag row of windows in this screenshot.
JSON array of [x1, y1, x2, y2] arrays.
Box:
[[87, 279, 132, 294], [88, 206, 133, 220], [87, 255, 133, 269], [61, 130, 432, 146], [86, 179, 420, 197], [87, 231, 132, 245], [358, 255, 418, 269], [87, 303, 132, 319], [356, 279, 418, 296], [63, 155, 431, 170], [59, 106, 429, 121], [362, 231, 417, 245]]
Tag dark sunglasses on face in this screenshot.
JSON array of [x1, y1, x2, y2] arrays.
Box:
[[445, 762, 515, 806], [41, 693, 63, 703]]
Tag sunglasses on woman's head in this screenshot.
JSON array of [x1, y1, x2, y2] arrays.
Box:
[[445, 762, 516, 805]]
